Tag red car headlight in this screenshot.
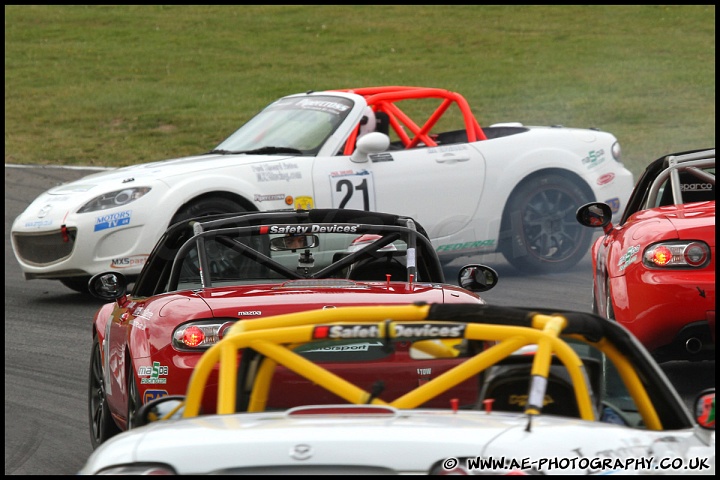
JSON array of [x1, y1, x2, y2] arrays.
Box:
[[643, 241, 711, 268]]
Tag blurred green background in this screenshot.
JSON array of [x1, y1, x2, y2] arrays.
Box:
[[4, 5, 715, 177]]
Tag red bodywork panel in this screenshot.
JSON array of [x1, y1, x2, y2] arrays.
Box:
[[591, 201, 715, 354], [95, 281, 483, 428]]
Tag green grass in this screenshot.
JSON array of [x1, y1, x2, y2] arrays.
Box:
[[4, 5, 715, 177]]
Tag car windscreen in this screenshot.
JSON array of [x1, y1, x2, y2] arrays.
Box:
[[214, 95, 355, 155]]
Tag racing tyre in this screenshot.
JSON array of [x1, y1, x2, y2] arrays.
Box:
[[170, 197, 248, 226], [88, 335, 121, 449], [126, 360, 141, 430], [500, 174, 593, 274], [61, 276, 92, 294]]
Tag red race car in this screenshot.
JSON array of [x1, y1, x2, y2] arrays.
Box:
[[87, 208, 497, 449], [576, 148, 715, 362]]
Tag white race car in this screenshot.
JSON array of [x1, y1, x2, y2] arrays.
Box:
[[11, 86, 634, 292], [78, 303, 715, 475]]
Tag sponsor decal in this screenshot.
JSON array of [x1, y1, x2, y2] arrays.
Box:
[[394, 323, 466, 338], [24, 220, 53, 228], [370, 153, 394, 163], [294, 196, 314, 209], [238, 310, 262, 316], [110, 254, 149, 269], [427, 144, 468, 154], [581, 149, 606, 168], [252, 162, 302, 182], [329, 169, 371, 178], [303, 341, 384, 353], [436, 240, 495, 253], [310, 323, 466, 341], [330, 169, 355, 177], [144, 389, 168, 404], [132, 306, 153, 320], [295, 98, 351, 113], [139, 362, 168, 384], [597, 173, 615, 186], [681, 183, 713, 191], [604, 197, 621, 214], [94, 210, 131, 232], [263, 224, 360, 235], [254, 193, 286, 202], [313, 324, 380, 339], [617, 244, 640, 271]]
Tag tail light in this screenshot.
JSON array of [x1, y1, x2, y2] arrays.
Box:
[[643, 241, 710, 268], [172, 320, 235, 351]]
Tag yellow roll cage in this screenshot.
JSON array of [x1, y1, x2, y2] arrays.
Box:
[[177, 304, 662, 430]]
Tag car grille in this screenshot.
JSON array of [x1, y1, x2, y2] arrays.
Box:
[[12, 228, 77, 265]]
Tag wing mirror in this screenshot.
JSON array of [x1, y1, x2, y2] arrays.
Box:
[[576, 202, 614, 233], [457, 264, 499, 293], [133, 395, 187, 428], [694, 389, 715, 430], [88, 272, 128, 301], [351, 132, 390, 163]]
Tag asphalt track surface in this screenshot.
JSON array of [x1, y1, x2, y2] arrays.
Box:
[[4, 165, 715, 475]]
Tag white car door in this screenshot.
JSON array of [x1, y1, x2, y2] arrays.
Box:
[[312, 143, 485, 240]]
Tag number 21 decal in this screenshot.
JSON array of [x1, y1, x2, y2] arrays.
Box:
[[330, 172, 376, 211]]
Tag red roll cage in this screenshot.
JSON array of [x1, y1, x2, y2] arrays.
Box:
[[334, 86, 487, 155]]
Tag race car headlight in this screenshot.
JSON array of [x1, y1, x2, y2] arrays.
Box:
[[77, 187, 151, 213], [643, 241, 710, 268], [172, 319, 236, 351]]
